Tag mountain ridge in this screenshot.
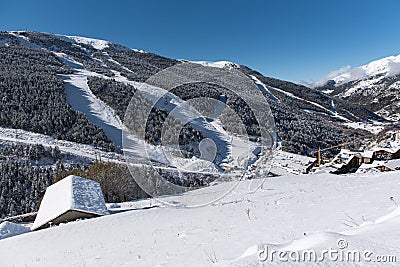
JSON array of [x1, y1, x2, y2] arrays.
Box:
[[312, 54, 400, 88], [0, 30, 388, 219], [314, 53, 400, 121], [0, 31, 383, 154]]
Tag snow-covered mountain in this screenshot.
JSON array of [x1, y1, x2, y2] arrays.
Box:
[[314, 54, 400, 87], [189, 60, 240, 69], [0, 31, 399, 267], [314, 54, 400, 120], [0, 31, 383, 155], [0, 30, 389, 222]]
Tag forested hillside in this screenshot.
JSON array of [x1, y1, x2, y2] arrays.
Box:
[[0, 31, 385, 219], [0, 142, 91, 219], [0, 45, 115, 151]]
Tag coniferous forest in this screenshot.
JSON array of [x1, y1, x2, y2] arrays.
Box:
[[0, 31, 380, 219]]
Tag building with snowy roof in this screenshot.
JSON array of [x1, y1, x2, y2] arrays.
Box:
[[361, 151, 374, 163], [384, 159, 400, 170], [31, 175, 109, 231]]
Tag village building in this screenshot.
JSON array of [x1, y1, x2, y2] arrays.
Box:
[[31, 175, 109, 231], [313, 141, 400, 174], [361, 151, 374, 164]]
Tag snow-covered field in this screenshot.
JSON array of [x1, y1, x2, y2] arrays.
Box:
[[269, 150, 315, 175], [1, 171, 399, 266], [344, 121, 385, 135]]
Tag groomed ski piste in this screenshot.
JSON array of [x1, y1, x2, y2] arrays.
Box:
[[0, 171, 399, 266], [52, 43, 265, 174], [0, 127, 124, 164], [0, 32, 386, 169]]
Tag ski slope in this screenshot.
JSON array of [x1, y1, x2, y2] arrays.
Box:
[[1, 171, 399, 266], [0, 127, 124, 163], [47, 51, 269, 176], [249, 75, 280, 103], [99, 57, 260, 172], [266, 82, 349, 121], [54, 52, 125, 147]]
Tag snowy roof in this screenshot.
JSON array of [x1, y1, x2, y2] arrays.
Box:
[[372, 147, 400, 153], [339, 152, 360, 166], [362, 151, 374, 158], [312, 166, 337, 174], [0, 221, 30, 240], [340, 149, 361, 157], [358, 162, 385, 170], [345, 155, 359, 165], [384, 159, 400, 170], [32, 175, 109, 231], [357, 160, 398, 171]]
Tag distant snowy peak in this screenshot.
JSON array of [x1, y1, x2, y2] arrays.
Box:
[[3, 31, 146, 52], [190, 60, 240, 70], [316, 54, 400, 87], [312, 53, 400, 120], [334, 54, 400, 85], [65, 35, 110, 50], [53, 34, 146, 53]]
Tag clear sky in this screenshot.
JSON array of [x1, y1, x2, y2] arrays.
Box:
[[2, 0, 400, 83]]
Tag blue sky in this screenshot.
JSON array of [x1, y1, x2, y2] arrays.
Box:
[[2, 0, 400, 83]]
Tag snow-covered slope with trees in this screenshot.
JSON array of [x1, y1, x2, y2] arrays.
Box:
[[0, 30, 399, 266], [0, 31, 383, 157], [0, 30, 390, 229]]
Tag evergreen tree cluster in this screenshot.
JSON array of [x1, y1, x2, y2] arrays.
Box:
[[87, 76, 135, 119], [0, 45, 115, 151], [0, 143, 61, 162], [241, 66, 382, 122], [102, 46, 178, 82], [170, 82, 262, 137], [270, 103, 365, 155], [0, 142, 91, 219], [237, 68, 373, 156], [0, 159, 54, 218]]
